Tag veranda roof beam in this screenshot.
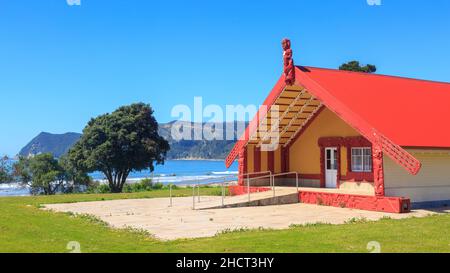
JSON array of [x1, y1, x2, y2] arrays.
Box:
[[278, 95, 317, 143], [283, 103, 323, 148], [257, 90, 306, 146]]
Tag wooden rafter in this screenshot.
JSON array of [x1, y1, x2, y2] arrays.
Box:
[[277, 95, 317, 142], [244, 87, 299, 147], [257, 90, 305, 146], [283, 103, 324, 147]]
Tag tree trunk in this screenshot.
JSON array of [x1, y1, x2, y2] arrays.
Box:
[[110, 185, 122, 193], [119, 169, 130, 192], [103, 169, 130, 193]]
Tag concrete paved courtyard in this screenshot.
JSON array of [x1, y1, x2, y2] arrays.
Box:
[[44, 196, 447, 240]]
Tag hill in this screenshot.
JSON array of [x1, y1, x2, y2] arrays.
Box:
[[18, 121, 246, 160], [18, 132, 82, 158]]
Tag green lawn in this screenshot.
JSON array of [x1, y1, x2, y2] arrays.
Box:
[[0, 189, 449, 253]]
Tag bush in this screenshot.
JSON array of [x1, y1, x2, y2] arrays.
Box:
[[86, 182, 111, 194], [122, 178, 166, 193], [152, 182, 164, 190], [141, 178, 155, 188], [86, 178, 169, 194]]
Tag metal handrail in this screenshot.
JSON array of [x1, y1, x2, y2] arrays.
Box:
[[243, 171, 272, 202], [169, 170, 304, 209], [243, 174, 272, 181], [238, 170, 272, 179], [168, 174, 238, 208], [169, 184, 173, 207], [192, 179, 236, 209], [270, 172, 300, 197], [192, 184, 197, 209], [194, 171, 272, 208]]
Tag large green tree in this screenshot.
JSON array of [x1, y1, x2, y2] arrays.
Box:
[[59, 155, 92, 188], [339, 61, 377, 73], [68, 103, 170, 193]]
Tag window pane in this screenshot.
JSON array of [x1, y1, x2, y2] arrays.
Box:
[[357, 157, 363, 171], [364, 148, 372, 171], [326, 159, 331, 170], [364, 156, 372, 171], [352, 155, 363, 172], [352, 148, 362, 172]]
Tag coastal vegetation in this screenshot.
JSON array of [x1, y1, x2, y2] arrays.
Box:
[[339, 61, 377, 73], [67, 103, 170, 193], [13, 153, 91, 195], [0, 191, 448, 253], [10, 103, 171, 195], [0, 156, 13, 183], [87, 178, 173, 194]]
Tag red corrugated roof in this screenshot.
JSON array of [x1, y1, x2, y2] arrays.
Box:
[[299, 66, 450, 148], [226, 66, 450, 174]]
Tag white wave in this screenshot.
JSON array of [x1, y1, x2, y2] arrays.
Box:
[[0, 183, 30, 197], [148, 175, 227, 184], [94, 174, 236, 185], [211, 171, 238, 175], [0, 183, 27, 189]]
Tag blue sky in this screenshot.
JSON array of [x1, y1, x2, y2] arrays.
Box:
[[0, 0, 449, 156]]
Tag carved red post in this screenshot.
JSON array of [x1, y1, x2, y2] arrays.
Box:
[[238, 148, 246, 185], [282, 38, 295, 86], [372, 144, 385, 196]]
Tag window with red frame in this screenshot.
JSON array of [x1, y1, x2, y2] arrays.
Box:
[[351, 147, 372, 172]]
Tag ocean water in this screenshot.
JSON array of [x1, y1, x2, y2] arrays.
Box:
[[0, 183, 30, 197], [0, 160, 238, 197]]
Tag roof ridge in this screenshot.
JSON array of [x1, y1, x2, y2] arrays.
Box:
[[298, 65, 450, 86]]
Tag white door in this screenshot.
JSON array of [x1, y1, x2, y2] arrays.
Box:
[[325, 147, 338, 188]]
